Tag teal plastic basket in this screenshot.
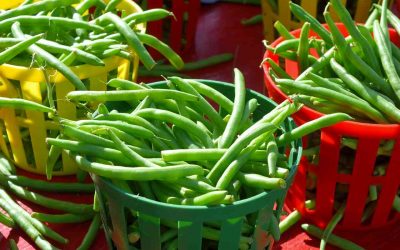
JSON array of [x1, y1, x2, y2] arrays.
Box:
[[91, 80, 302, 250]]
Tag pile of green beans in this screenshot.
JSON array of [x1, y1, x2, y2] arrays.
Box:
[[266, 0, 400, 124], [0, 0, 184, 90], [46, 68, 350, 248], [265, 1, 400, 249], [0, 150, 99, 250], [0, 0, 185, 180]]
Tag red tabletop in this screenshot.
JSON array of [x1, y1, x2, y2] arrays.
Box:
[[1, 2, 400, 250]]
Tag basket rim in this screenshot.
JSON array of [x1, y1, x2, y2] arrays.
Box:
[[262, 22, 400, 133], [91, 79, 303, 221]]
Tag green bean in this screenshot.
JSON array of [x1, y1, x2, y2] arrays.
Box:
[[93, 113, 178, 147], [296, 45, 335, 80], [156, 53, 234, 72], [77, 214, 101, 250], [279, 200, 316, 234], [277, 112, 352, 146], [297, 22, 310, 73], [80, 125, 146, 148], [330, 0, 381, 76], [237, 98, 258, 132], [273, 21, 295, 40], [67, 151, 204, 181], [241, 14, 262, 26], [375, 4, 400, 45], [9, 239, 18, 250], [266, 44, 318, 64], [393, 195, 400, 212], [76, 0, 102, 14], [67, 89, 199, 102], [237, 172, 286, 190], [107, 78, 147, 90], [219, 68, 246, 148], [137, 68, 189, 78], [373, 20, 400, 100], [301, 224, 364, 250], [265, 136, 278, 177], [305, 73, 360, 100], [0, 0, 79, 21], [46, 138, 159, 164], [183, 80, 233, 112], [6, 181, 93, 214], [136, 33, 183, 70], [62, 124, 116, 148], [330, 58, 400, 123], [0, 211, 15, 228], [60, 51, 78, 66], [1, 175, 94, 193], [11, 22, 86, 90], [0, 188, 67, 246], [161, 148, 273, 162], [75, 120, 155, 140], [380, 0, 391, 52], [276, 80, 387, 123], [172, 126, 202, 149], [289, 2, 332, 47], [323, 10, 360, 77], [366, 8, 378, 27], [0, 97, 54, 113], [168, 177, 217, 194], [135, 108, 213, 148], [0, 193, 58, 250], [167, 191, 228, 206], [32, 212, 94, 224], [208, 103, 296, 185], [0, 152, 15, 175], [46, 137, 63, 180], [105, 0, 122, 12], [0, 34, 43, 65], [96, 12, 156, 70], [25, 38, 104, 66], [320, 204, 345, 250], [264, 59, 291, 80], [169, 77, 223, 134], [20, 0, 35, 5], [108, 129, 161, 168], [0, 15, 103, 32]]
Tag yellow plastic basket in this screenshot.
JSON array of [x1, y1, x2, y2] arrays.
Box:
[[261, 0, 393, 42], [0, 0, 145, 176]]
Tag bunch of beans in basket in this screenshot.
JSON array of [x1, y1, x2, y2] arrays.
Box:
[[264, 0, 400, 248], [45, 68, 351, 249], [0, 0, 189, 249]]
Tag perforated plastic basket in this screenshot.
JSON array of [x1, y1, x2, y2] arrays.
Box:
[[91, 79, 302, 250], [263, 23, 400, 230], [260, 0, 393, 41], [0, 0, 144, 175]]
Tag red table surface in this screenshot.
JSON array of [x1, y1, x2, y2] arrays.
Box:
[[1, 2, 400, 250]]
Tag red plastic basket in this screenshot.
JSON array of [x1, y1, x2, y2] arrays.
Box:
[[145, 0, 200, 57], [263, 23, 400, 230]]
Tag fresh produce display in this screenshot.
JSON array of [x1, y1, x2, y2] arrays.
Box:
[[0, 0, 185, 175], [41, 68, 350, 248], [0, 150, 96, 250], [263, 0, 400, 248]]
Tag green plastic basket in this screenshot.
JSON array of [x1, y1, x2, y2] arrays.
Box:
[[91, 80, 302, 250]]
